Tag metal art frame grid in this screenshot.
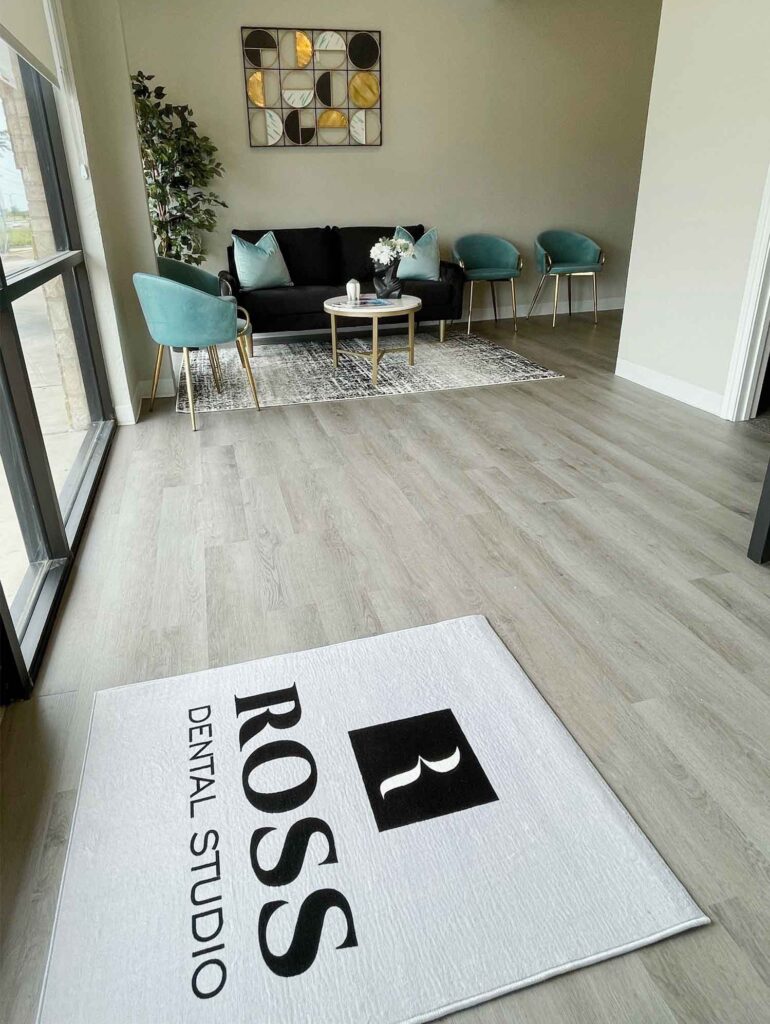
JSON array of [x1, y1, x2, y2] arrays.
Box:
[[241, 27, 382, 149]]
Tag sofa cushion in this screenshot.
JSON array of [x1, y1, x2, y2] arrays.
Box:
[[335, 224, 424, 281], [395, 226, 441, 282], [240, 284, 342, 319], [233, 232, 293, 289], [230, 227, 337, 286]]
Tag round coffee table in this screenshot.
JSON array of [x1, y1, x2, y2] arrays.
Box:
[[323, 295, 422, 385]]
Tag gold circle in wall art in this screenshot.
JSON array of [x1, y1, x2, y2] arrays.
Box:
[[279, 29, 313, 69], [317, 109, 349, 146], [349, 71, 380, 109], [246, 70, 279, 108]]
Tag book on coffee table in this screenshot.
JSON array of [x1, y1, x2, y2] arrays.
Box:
[[332, 295, 400, 309]]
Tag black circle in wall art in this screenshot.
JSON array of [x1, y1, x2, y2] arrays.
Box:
[[348, 32, 380, 70], [243, 29, 278, 68], [285, 109, 315, 146]]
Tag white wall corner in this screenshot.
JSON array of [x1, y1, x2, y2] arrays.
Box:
[[721, 159, 770, 421], [615, 358, 723, 417], [114, 374, 175, 425]]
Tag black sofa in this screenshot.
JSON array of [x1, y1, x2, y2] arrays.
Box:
[[218, 225, 464, 335]]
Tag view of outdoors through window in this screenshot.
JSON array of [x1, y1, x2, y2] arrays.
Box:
[[1, 39, 92, 606]]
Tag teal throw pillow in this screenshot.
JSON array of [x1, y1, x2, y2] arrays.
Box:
[[395, 226, 440, 282], [233, 232, 292, 290]]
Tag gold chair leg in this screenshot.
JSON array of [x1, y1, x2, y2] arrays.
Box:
[[527, 275, 547, 318], [238, 336, 260, 410], [183, 347, 197, 431], [212, 344, 223, 379], [592, 273, 598, 325], [408, 312, 415, 366], [235, 334, 247, 368], [467, 280, 474, 335], [149, 344, 164, 411], [208, 347, 222, 392], [491, 281, 498, 321], [372, 316, 379, 385], [439, 319, 446, 343], [567, 275, 572, 316], [552, 275, 560, 328], [331, 313, 338, 367], [511, 278, 518, 333]]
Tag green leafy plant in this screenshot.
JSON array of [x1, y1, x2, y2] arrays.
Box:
[[131, 71, 226, 265]]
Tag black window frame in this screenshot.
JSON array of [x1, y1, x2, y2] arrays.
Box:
[[0, 51, 116, 694]]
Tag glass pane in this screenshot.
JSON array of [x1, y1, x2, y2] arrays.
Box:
[[14, 280, 93, 504], [0, 39, 63, 275], [0, 459, 30, 607]]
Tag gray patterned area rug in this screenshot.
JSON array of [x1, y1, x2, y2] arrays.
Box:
[[176, 331, 563, 413]]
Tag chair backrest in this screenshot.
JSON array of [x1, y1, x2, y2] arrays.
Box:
[[453, 234, 520, 271], [157, 256, 220, 296], [133, 273, 236, 348], [536, 230, 601, 266]]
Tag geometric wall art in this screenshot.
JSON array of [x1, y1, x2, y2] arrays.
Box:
[[241, 28, 382, 148]]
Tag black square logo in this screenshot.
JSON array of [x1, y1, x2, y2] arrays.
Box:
[[348, 709, 498, 832]]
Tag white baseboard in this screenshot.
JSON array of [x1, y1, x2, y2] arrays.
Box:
[[114, 374, 176, 425], [469, 294, 624, 324], [614, 359, 723, 417]]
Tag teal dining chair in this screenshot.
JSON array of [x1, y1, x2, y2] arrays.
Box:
[[527, 230, 605, 327], [133, 273, 259, 431], [453, 234, 523, 334]]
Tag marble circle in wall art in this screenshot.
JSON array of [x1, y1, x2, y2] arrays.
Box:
[[350, 109, 381, 145], [281, 70, 315, 108], [249, 109, 283, 146], [314, 30, 347, 68]]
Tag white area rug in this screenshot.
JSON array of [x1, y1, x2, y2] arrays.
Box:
[[39, 617, 707, 1024], [176, 331, 562, 412]]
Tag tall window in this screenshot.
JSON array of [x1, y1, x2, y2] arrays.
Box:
[[0, 39, 114, 697]]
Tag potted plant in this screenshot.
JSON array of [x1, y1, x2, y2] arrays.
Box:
[[131, 71, 226, 265]]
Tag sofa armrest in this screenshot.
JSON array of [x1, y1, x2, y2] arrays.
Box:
[[439, 259, 465, 319], [219, 270, 239, 297]]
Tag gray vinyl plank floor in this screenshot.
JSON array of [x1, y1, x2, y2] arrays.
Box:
[[2, 311, 769, 1023]]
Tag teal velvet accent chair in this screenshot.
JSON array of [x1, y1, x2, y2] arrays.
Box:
[[527, 230, 605, 327], [133, 271, 259, 431], [453, 234, 523, 334], [157, 256, 254, 358]]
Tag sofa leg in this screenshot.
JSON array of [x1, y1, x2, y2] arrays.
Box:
[[439, 319, 446, 343]]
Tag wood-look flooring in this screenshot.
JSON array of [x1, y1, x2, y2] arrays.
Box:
[[2, 311, 769, 1023]]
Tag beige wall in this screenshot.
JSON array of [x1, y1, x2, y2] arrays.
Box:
[[55, 0, 165, 423], [119, 0, 661, 317], [617, 0, 770, 416]]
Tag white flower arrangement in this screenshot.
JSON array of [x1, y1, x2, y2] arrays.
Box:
[[370, 236, 415, 266]]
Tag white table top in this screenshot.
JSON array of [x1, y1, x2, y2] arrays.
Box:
[[324, 294, 422, 317]]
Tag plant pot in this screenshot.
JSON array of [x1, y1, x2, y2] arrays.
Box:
[[373, 261, 403, 299]]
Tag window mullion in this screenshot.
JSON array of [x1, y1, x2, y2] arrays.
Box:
[[0, 306, 70, 562]]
